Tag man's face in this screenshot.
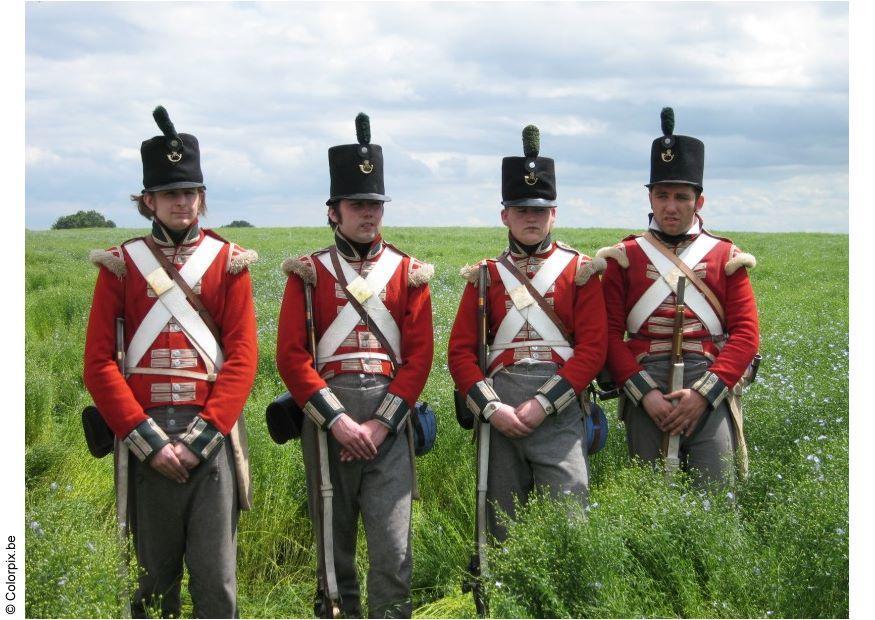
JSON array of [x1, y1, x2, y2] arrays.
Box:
[[648, 183, 704, 236], [330, 199, 384, 243], [501, 206, 556, 246], [144, 188, 201, 232]]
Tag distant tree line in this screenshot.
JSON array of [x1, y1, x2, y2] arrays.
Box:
[[49, 210, 255, 230], [52, 210, 116, 230]]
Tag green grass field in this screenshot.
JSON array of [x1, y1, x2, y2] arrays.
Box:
[[24, 226, 848, 618]]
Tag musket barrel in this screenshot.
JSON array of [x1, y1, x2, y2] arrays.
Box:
[[305, 285, 318, 360], [477, 264, 488, 372], [116, 317, 125, 373], [664, 276, 687, 476], [671, 276, 687, 365], [472, 262, 490, 616], [113, 317, 131, 618]]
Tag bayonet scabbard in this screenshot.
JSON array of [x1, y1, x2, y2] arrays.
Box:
[[306, 284, 340, 618]]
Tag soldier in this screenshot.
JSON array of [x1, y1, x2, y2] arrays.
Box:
[[276, 113, 434, 619], [83, 107, 258, 618], [447, 125, 607, 542], [599, 107, 760, 487]]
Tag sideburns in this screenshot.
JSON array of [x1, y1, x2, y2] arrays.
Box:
[[327, 204, 342, 230]]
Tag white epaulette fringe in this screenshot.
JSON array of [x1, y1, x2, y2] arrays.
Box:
[[725, 251, 756, 276], [89, 248, 126, 278], [460, 261, 488, 284], [596, 244, 629, 269], [575, 256, 607, 285], [282, 255, 317, 285], [408, 260, 434, 287], [228, 245, 259, 274]]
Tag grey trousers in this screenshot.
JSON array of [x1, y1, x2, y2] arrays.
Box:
[[301, 373, 413, 619], [488, 362, 589, 542], [130, 433, 238, 619], [622, 353, 737, 488]]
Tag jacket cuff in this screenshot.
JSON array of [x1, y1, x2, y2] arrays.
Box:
[[465, 380, 501, 421], [373, 393, 411, 434], [180, 416, 225, 462], [533, 394, 554, 416], [124, 418, 170, 463], [691, 371, 730, 409], [623, 371, 659, 407], [536, 375, 577, 415], [303, 387, 346, 431]]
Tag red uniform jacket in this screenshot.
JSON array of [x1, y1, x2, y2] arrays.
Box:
[[599, 220, 759, 408], [448, 239, 608, 419], [83, 225, 258, 462], [276, 234, 434, 433]]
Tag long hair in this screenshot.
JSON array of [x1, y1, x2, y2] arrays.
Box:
[[130, 187, 208, 220]]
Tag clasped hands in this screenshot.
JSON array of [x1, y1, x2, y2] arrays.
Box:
[[488, 398, 546, 438], [333, 414, 390, 463], [642, 388, 709, 436], [333, 396, 551, 461], [150, 441, 200, 483]]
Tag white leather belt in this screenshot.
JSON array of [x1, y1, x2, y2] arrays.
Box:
[[489, 249, 575, 365], [315, 248, 403, 363], [317, 351, 393, 370], [124, 237, 224, 376], [627, 235, 723, 336]]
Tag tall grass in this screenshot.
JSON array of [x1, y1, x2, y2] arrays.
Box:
[[24, 227, 847, 618]]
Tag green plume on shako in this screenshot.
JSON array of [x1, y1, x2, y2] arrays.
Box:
[[522, 124, 540, 158], [355, 112, 371, 145], [661, 107, 675, 136]]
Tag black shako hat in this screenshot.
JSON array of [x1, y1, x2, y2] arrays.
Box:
[[647, 107, 704, 191], [140, 106, 204, 192], [501, 125, 557, 208], [326, 112, 391, 205]]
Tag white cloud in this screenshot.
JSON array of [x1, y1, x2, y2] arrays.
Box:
[[540, 117, 604, 137], [116, 148, 140, 162], [24, 2, 848, 232], [25, 146, 60, 166]]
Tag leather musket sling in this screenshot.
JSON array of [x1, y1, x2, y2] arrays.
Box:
[[642, 231, 725, 323], [496, 252, 573, 343]]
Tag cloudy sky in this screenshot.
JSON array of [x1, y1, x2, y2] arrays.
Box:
[[24, 2, 848, 232]]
